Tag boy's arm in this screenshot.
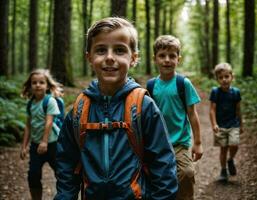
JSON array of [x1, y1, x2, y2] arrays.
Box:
[[142, 97, 178, 199], [20, 117, 31, 160], [236, 101, 243, 134], [54, 110, 81, 200], [187, 104, 203, 162], [37, 115, 54, 154], [209, 102, 219, 133]]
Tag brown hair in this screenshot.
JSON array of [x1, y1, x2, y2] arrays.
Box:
[[86, 17, 138, 53], [214, 63, 233, 78], [21, 69, 63, 99], [153, 35, 181, 56]]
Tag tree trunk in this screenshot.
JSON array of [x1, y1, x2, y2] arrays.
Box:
[[145, 0, 151, 75], [154, 0, 161, 39], [204, 0, 211, 77], [225, 0, 231, 64], [11, 0, 16, 75], [46, 0, 53, 69], [110, 0, 127, 17], [82, 0, 88, 76], [242, 0, 255, 77], [0, 0, 9, 76], [52, 0, 73, 86], [28, 0, 38, 72], [132, 0, 137, 26], [162, 6, 167, 35], [212, 0, 219, 69]]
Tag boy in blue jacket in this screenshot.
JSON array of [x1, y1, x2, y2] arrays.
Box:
[[54, 17, 178, 200]]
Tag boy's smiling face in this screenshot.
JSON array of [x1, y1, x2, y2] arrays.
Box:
[[154, 47, 180, 81], [87, 28, 138, 95]]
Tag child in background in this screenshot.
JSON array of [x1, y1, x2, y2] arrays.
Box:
[[209, 63, 243, 182], [147, 35, 203, 200], [54, 17, 178, 200], [20, 69, 62, 200]]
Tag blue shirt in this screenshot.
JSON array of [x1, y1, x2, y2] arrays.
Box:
[[153, 75, 201, 147], [209, 87, 241, 128]]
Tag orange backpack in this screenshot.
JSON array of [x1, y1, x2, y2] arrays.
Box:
[[72, 87, 149, 199]]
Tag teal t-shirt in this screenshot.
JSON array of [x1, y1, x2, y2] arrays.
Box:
[[28, 95, 60, 143], [153, 74, 201, 147]]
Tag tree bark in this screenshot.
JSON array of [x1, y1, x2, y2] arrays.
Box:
[[145, 0, 151, 75], [110, 0, 127, 17], [154, 0, 161, 39], [82, 0, 88, 76], [11, 0, 16, 75], [242, 0, 255, 77], [52, 0, 73, 85], [212, 0, 219, 69], [0, 0, 9, 76], [225, 0, 231, 64], [28, 0, 38, 72]]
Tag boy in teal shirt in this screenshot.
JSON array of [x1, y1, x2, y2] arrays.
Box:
[[147, 35, 203, 200]]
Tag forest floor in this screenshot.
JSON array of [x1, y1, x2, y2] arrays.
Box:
[[0, 78, 257, 200]]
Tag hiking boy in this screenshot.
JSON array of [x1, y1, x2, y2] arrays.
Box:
[[209, 63, 243, 182], [146, 35, 203, 200], [54, 17, 178, 200]]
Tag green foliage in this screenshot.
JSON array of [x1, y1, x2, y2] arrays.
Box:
[[0, 77, 26, 146], [235, 77, 257, 126]]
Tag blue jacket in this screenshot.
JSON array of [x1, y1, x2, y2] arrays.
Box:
[[54, 79, 178, 200]]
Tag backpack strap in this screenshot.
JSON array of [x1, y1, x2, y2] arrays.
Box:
[[124, 88, 148, 162], [146, 77, 156, 97], [26, 94, 51, 115], [26, 98, 34, 116], [72, 88, 148, 199], [42, 95, 51, 114], [176, 74, 187, 111]]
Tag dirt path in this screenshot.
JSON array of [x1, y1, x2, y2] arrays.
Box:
[[0, 89, 257, 200]]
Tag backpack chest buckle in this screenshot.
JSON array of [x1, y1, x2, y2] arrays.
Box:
[[99, 122, 113, 130]]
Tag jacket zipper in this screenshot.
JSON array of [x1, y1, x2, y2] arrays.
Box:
[[103, 96, 110, 178]]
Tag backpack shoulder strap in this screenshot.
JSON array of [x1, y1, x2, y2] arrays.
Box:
[[124, 87, 149, 162], [176, 74, 186, 111], [26, 98, 34, 116], [42, 95, 51, 114], [146, 78, 156, 97]]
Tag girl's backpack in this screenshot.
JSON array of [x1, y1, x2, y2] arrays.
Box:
[[27, 95, 65, 130]]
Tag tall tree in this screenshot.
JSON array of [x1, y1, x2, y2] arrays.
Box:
[[28, 0, 38, 72], [242, 0, 255, 77], [0, 0, 9, 76], [154, 0, 161, 39], [204, 0, 211, 76], [225, 0, 231, 64], [82, 0, 88, 76], [145, 0, 151, 75], [212, 0, 219, 69], [132, 0, 137, 25], [111, 0, 127, 17], [52, 0, 73, 85], [162, 6, 167, 34], [11, 0, 16, 75], [46, 0, 53, 69]]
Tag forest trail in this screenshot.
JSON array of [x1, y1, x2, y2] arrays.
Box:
[[0, 83, 257, 200]]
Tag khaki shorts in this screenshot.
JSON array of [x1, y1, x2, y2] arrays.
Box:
[[214, 127, 240, 147], [173, 145, 195, 200]]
